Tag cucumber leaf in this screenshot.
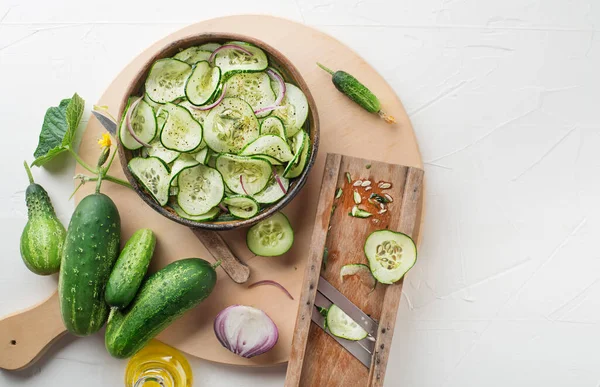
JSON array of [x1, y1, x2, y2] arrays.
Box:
[[32, 93, 85, 167]]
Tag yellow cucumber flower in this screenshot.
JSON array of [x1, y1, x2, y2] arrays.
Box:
[[98, 132, 112, 148]]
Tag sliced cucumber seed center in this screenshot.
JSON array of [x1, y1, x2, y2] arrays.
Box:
[[227, 50, 258, 65], [258, 222, 285, 247], [375, 240, 404, 270], [141, 168, 162, 195]]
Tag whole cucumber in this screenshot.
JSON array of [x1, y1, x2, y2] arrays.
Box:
[[20, 162, 66, 275], [105, 258, 218, 358], [105, 228, 156, 309], [59, 193, 121, 336]]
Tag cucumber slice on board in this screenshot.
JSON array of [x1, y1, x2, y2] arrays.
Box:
[[252, 167, 289, 204], [119, 98, 157, 150], [160, 103, 203, 152], [145, 59, 192, 103], [169, 154, 200, 185], [240, 135, 294, 163], [128, 157, 170, 206], [260, 116, 286, 138], [185, 61, 221, 106], [246, 212, 294, 256], [223, 195, 259, 219], [177, 164, 224, 216], [225, 72, 276, 116], [171, 202, 220, 221], [272, 83, 309, 137], [326, 304, 368, 341], [364, 230, 417, 284], [198, 43, 221, 52], [283, 130, 310, 178], [214, 42, 268, 76], [147, 140, 179, 164], [340, 264, 376, 289], [215, 154, 271, 195], [203, 97, 259, 154], [173, 47, 212, 65], [178, 100, 210, 125]]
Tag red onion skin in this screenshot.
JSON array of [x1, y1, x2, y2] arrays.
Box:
[[271, 168, 287, 195], [125, 97, 151, 147], [213, 305, 279, 358], [240, 175, 249, 195], [254, 68, 286, 115], [209, 44, 253, 64]]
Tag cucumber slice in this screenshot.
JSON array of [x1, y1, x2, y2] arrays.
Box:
[[215, 154, 271, 195], [128, 157, 170, 206], [223, 195, 259, 219], [171, 202, 220, 221], [340, 264, 376, 289], [169, 154, 200, 185], [252, 167, 289, 204], [177, 164, 224, 216], [147, 139, 179, 164], [260, 116, 286, 138], [178, 100, 210, 125], [203, 97, 259, 154], [145, 58, 192, 103], [326, 305, 368, 341], [253, 154, 283, 166], [240, 135, 294, 163], [173, 47, 212, 65], [144, 92, 162, 111], [169, 185, 179, 196], [160, 103, 203, 152], [283, 130, 310, 178], [246, 212, 294, 256], [364, 230, 417, 284], [156, 108, 169, 135], [119, 98, 157, 150], [225, 72, 276, 116], [272, 83, 309, 137], [192, 147, 210, 164], [198, 43, 221, 52], [185, 61, 221, 106], [214, 42, 268, 76]]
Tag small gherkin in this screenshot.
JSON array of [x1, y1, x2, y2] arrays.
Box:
[[20, 161, 66, 275]]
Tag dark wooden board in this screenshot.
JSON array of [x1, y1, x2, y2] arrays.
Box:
[[285, 153, 424, 387]]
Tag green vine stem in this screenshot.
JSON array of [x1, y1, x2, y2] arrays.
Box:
[[67, 146, 96, 174], [23, 161, 35, 184]]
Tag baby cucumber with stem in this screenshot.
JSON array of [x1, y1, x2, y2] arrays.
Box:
[[316, 62, 395, 124]]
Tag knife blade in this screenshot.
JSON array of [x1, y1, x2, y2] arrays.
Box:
[[311, 294, 374, 368], [92, 110, 117, 136], [317, 277, 379, 338]]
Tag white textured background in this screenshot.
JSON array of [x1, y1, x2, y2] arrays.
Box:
[[0, 1, 598, 386]]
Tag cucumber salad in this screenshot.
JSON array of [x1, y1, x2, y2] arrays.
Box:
[[121, 41, 312, 222]]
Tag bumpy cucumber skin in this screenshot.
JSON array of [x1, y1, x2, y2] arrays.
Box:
[[105, 258, 217, 359], [59, 193, 121, 336], [105, 229, 156, 309], [332, 71, 381, 113], [20, 184, 66, 275]]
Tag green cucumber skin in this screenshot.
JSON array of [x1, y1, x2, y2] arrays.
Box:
[[20, 184, 66, 275], [59, 193, 121, 336], [332, 71, 381, 113], [105, 228, 156, 309], [105, 258, 217, 359]]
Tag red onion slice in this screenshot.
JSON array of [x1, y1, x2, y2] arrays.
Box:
[[248, 280, 294, 300], [240, 175, 249, 195], [272, 167, 287, 195], [218, 203, 229, 213], [254, 68, 286, 115], [213, 305, 279, 358], [209, 44, 253, 64], [189, 84, 227, 111], [126, 97, 151, 147]]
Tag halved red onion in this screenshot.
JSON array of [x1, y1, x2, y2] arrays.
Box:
[[248, 280, 294, 300], [214, 305, 279, 358], [208, 44, 253, 64], [126, 97, 151, 147], [272, 167, 287, 195], [254, 68, 286, 115], [240, 175, 249, 195], [189, 84, 227, 111]]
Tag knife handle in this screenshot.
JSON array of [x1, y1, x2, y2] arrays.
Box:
[[191, 229, 250, 284]]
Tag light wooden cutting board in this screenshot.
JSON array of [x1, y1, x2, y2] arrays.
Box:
[[0, 14, 424, 369]]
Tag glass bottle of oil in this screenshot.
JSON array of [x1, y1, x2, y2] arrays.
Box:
[[125, 340, 193, 387]]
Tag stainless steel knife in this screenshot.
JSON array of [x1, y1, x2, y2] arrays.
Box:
[[91, 110, 117, 136], [311, 277, 379, 368]]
